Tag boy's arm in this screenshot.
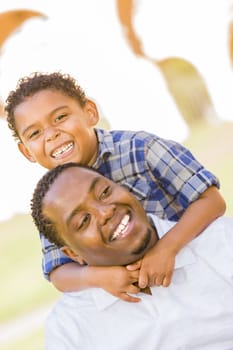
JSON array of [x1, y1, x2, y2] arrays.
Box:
[[128, 185, 226, 288], [50, 263, 141, 302], [41, 235, 141, 302]]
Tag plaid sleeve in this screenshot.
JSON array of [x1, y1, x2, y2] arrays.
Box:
[[40, 233, 73, 281], [146, 137, 220, 208]]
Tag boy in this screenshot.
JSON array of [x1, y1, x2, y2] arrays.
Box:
[[5, 72, 225, 301]]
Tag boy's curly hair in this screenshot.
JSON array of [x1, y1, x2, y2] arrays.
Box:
[[31, 162, 93, 247], [5, 71, 87, 141]]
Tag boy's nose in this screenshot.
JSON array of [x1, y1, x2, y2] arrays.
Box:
[[45, 127, 61, 142]]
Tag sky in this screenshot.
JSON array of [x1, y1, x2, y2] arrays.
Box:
[[0, 0, 233, 221]]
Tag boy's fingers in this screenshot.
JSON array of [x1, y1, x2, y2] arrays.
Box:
[[129, 270, 140, 280], [138, 273, 148, 289], [149, 274, 171, 287], [126, 260, 142, 271], [154, 275, 165, 286], [162, 274, 172, 287], [119, 293, 141, 303], [127, 284, 141, 294]]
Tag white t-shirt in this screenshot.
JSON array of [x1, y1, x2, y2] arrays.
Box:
[[45, 216, 233, 350]]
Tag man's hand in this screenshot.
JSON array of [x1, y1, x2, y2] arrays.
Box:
[[95, 265, 141, 302], [126, 241, 176, 288]]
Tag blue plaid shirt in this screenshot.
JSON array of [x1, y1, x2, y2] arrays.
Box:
[[41, 129, 219, 279]]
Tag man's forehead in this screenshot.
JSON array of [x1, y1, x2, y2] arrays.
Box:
[[49, 167, 105, 197], [63, 167, 102, 183], [43, 168, 108, 221]]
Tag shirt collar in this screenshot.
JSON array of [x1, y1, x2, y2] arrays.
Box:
[[93, 128, 115, 166], [91, 288, 119, 311]]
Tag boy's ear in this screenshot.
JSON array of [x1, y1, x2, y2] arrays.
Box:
[[61, 246, 86, 265], [18, 142, 36, 163], [85, 99, 99, 126]]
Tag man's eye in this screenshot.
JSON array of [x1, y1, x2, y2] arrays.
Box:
[[99, 186, 111, 200], [78, 214, 90, 230]]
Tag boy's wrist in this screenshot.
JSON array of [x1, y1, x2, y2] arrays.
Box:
[[85, 265, 107, 288], [155, 233, 181, 256]]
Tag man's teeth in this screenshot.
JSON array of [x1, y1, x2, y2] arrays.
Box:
[[111, 214, 130, 241], [52, 142, 73, 158]]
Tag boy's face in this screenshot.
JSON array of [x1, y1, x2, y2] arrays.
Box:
[[14, 90, 99, 169], [43, 167, 157, 266]]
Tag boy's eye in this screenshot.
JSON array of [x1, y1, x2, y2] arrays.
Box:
[[99, 186, 111, 200], [77, 214, 90, 230], [29, 129, 40, 139], [55, 114, 67, 122]]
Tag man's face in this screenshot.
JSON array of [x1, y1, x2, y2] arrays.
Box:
[[43, 167, 157, 266], [14, 90, 99, 169]]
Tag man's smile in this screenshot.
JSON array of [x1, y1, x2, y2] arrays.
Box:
[[110, 213, 131, 241]]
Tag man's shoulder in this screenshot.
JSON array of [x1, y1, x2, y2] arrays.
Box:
[[148, 214, 176, 239], [48, 291, 94, 316]]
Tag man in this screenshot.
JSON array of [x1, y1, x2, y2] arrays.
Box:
[[31, 163, 233, 350]]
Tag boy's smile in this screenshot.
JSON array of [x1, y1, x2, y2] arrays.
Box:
[[43, 167, 157, 266], [51, 141, 74, 159], [14, 90, 99, 169]]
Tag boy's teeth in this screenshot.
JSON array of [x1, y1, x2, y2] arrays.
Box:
[[52, 142, 73, 158], [111, 214, 130, 241]]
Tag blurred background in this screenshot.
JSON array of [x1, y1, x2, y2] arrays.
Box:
[[0, 1, 233, 348]]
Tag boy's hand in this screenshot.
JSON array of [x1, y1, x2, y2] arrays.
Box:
[[127, 241, 176, 288], [95, 265, 141, 303]]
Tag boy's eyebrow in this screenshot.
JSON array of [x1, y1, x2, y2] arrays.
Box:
[[66, 176, 101, 227], [21, 105, 68, 136]]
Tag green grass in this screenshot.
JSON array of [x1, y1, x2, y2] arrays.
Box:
[[0, 214, 59, 323], [1, 327, 44, 350]]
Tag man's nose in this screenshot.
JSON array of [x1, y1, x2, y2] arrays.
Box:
[[45, 127, 61, 142], [96, 203, 116, 226]]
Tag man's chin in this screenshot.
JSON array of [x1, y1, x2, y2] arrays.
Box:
[[131, 228, 153, 256]]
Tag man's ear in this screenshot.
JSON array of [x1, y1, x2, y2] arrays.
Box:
[[85, 99, 99, 126], [18, 142, 36, 163], [61, 246, 86, 265]]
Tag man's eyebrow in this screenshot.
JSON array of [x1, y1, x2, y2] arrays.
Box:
[[21, 105, 68, 136], [66, 176, 101, 227]]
